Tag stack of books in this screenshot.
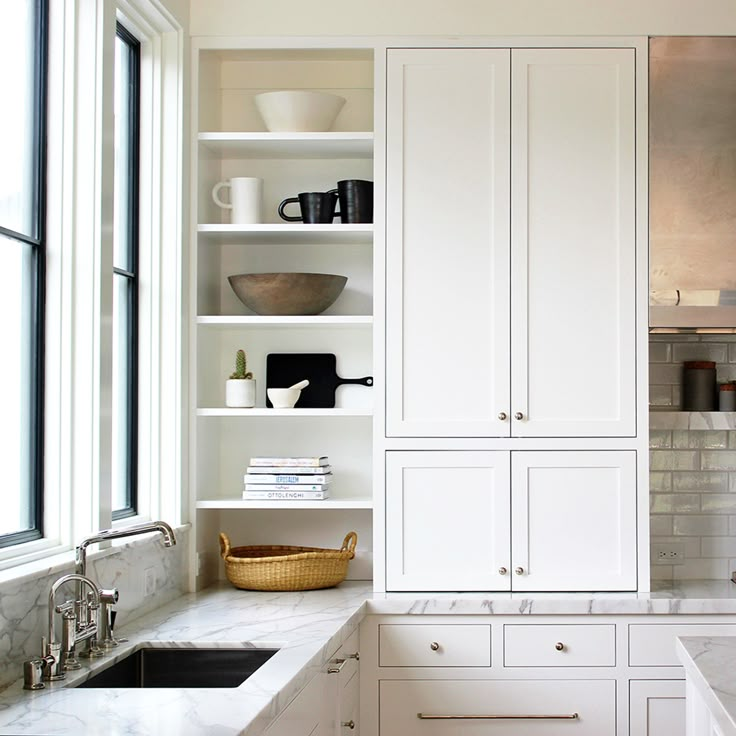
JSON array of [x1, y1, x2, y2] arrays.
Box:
[[243, 456, 332, 500]]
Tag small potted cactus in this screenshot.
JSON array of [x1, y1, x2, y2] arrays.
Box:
[[225, 349, 256, 408]]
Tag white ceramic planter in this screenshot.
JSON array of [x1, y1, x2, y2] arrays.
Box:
[[225, 379, 256, 408]]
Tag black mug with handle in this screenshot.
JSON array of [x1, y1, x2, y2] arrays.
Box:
[[278, 191, 340, 224]]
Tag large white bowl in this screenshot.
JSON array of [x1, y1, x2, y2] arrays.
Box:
[[254, 90, 346, 132]]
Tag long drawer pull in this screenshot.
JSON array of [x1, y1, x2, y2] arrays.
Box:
[[417, 712, 579, 720]]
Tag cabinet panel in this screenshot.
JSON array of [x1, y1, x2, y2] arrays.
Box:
[[385, 451, 510, 591], [385, 49, 511, 438], [511, 451, 637, 591], [379, 679, 616, 735], [265, 672, 323, 736], [504, 623, 615, 667], [379, 624, 491, 667], [629, 624, 736, 667], [630, 680, 686, 736], [510, 48, 637, 438]]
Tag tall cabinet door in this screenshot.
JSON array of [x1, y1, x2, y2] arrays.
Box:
[[510, 49, 637, 438], [386, 451, 511, 591], [510, 451, 637, 591], [385, 49, 511, 438]]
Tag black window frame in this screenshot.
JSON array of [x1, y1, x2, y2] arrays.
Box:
[[0, 0, 48, 549], [112, 21, 140, 521]]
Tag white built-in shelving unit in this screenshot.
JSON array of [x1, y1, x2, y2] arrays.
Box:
[[189, 43, 376, 588]]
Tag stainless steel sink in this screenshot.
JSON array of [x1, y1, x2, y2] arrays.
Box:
[[76, 647, 279, 688]]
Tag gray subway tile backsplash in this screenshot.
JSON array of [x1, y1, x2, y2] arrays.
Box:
[[649, 335, 736, 580]]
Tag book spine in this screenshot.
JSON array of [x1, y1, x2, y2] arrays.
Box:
[[249, 457, 327, 467], [243, 474, 332, 484], [242, 490, 330, 500], [246, 465, 332, 475], [244, 483, 329, 491]]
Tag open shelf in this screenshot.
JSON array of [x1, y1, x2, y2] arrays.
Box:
[[197, 407, 373, 417], [649, 410, 736, 430], [196, 316, 373, 327], [197, 497, 373, 510], [198, 132, 374, 159], [197, 224, 373, 245]]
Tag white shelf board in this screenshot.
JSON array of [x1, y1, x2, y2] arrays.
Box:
[[198, 132, 374, 159], [197, 223, 373, 245], [649, 410, 736, 430], [196, 315, 373, 327], [196, 497, 373, 510], [197, 408, 373, 417]]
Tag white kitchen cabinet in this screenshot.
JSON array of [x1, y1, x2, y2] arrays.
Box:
[[386, 450, 636, 591], [265, 671, 323, 736], [385, 47, 637, 439], [630, 680, 686, 736], [511, 451, 637, 591], [385, 49, 511, 438], [385, 451, 511, 591], [379, 679, 616, 735]]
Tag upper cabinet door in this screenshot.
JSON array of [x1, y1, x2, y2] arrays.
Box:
[[510, 49, 637, 438], [385, 49, 511, 438]]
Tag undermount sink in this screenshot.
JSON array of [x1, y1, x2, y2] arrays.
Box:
[[76, 647, 279, 688]]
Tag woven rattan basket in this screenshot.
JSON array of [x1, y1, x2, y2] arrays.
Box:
[[219, 531, 357, 591]]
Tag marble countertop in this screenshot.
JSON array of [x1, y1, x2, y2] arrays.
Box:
[[677, 636, 736, 735], [2, 579, 736, 736]]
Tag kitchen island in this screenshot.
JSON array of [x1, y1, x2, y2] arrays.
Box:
[[2, 580, 736, 735], [677, 636, 736, 736]]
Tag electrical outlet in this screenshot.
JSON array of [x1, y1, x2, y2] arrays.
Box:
[[652, 542, 685, 565], [144, 567, 156, 596]]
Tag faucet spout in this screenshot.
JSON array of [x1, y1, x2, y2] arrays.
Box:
[[75, 521, 176, 577]]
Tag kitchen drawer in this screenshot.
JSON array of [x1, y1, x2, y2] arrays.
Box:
[[332, 627, 360, 683], [379, 624, 491, 667], [629, 624, 736, 667], [379, 679, 615, 735], [504, 624, 616, 667]]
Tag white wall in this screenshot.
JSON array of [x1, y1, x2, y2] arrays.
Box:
[[189, 0, 736, 37]]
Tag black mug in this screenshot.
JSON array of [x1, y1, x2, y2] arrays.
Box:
[[335, 179, 373, 223], [278, 191, 340, 224]]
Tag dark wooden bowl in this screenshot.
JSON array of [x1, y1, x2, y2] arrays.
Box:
[[227, 273, 348, 315]]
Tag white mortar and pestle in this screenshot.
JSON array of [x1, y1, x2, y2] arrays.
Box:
[[267, 379, 310, 409]]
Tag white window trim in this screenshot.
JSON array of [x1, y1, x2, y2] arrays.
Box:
[[0, 0, 185, 572]]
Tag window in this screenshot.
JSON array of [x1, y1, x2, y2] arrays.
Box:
[[0, 0, 47, 547], [112, 23, 141, 520]]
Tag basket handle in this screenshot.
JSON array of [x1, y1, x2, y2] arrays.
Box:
[[341, 531, 358, 558], [219, 532, 232, 559]]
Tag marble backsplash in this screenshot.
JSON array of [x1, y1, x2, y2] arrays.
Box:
[[0, 527, 189, 692]]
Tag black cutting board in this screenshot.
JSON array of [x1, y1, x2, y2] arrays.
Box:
[[266, 353, 373, 408]]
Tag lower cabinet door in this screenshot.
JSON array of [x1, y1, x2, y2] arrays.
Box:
[[264, 673, 323, 736], [629, 680, 685, 736], [379, 679, 615, 734], [511, 451, 637, 591], [386, 451, 511, 591]]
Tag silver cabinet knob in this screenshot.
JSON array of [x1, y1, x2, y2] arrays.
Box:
[[430, 641, 440, 651], [514, 566, 525, 575], [341, 721, 356, 730], [514, 412, 524, 420], [555, 642, 565, 651], [498, 567, 508, 575], [498, 412, 508, 421]]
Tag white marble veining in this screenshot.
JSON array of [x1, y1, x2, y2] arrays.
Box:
[[2, 579, 736, 735], [0, 527, 190, 691], [677, 636, 736, 735]]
